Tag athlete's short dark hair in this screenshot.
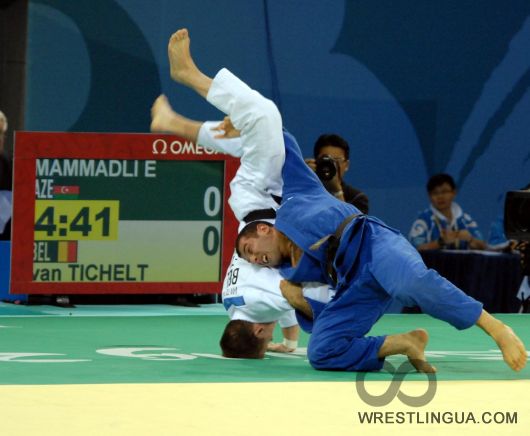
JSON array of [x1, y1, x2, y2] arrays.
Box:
[[220, 319, 266, 359]]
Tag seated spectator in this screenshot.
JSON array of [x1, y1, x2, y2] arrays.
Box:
[[409, 173, 486, 251], [305, 133, 369, 213]]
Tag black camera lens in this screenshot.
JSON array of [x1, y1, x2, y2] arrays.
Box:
[[504, 190, 530, 240], [315, 156, 337, 181]]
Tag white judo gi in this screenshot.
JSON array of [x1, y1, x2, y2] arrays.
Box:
[[196, 69, 332, 328]]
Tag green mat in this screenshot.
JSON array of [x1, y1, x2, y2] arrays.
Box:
[[0, 304, 528, 385]]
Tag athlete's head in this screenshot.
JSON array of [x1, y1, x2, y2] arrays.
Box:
[[220, 319, 275, 358], [236, 221, 286, 267]]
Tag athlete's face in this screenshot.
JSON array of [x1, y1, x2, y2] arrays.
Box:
[[238, 225, 283, 267]]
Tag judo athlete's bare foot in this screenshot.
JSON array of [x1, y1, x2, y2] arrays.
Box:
[[477, 310, 527, 371], [404, 329, 436, 373], [378, 329, 437, 373], [168, 28, 211, 97], [150, 95, 201, 140]]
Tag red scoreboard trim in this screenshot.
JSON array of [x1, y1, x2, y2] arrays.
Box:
[[11, 132, 239, 295]]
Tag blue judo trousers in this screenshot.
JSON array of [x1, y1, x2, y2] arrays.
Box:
[[275, 130, 483, 371]]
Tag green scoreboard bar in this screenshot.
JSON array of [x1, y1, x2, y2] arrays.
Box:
[[10, 132, 239, 295]]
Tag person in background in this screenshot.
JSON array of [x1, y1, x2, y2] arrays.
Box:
[[409, 173, 486, 251], [0, 110, 12, 240], [0, 110, 11, 189], [305, 134, 369, 214]]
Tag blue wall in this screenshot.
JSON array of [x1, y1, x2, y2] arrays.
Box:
[[25, 0, 530, 235]]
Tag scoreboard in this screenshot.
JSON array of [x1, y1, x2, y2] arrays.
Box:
[[10, 132, 239, 295]]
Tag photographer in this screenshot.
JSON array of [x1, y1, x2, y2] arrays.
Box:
[[305, 134, 369, 213]]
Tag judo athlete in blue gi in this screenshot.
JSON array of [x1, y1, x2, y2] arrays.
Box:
[[238, 130, 526, 372], [233, 114, 525, 371], [153, 28, 526, 372], [238, 135, 527, 372]]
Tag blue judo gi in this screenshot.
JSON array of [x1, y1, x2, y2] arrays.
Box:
[[275, 131, 483, 371]]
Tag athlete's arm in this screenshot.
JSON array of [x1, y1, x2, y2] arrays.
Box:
[[267, 324, 300, 353], [280, 280, 313, 320]]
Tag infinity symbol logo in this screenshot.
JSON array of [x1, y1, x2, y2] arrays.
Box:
[[355, 360, 437, 407]]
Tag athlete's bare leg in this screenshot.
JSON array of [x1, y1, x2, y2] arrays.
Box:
[[476, 310, 527, 371], [168, 28, 212, 98], [378, 329, 436, 373], [151, 28, 214, 136], [150, 95, 201, 140]]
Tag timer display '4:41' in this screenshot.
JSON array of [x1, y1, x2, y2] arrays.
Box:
[[34, 200, 119, 241]]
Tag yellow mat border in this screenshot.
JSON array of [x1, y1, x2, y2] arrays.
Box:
[[0, 380, 528, 436]]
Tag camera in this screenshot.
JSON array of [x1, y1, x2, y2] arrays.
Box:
[[504, 190, 530, 241], [315, 155, 338, 181], [504, 189, 530, 276]]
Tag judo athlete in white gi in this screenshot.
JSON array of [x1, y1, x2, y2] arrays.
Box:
[[152, 28, 526, 373], [151, 28, 332, 358]]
